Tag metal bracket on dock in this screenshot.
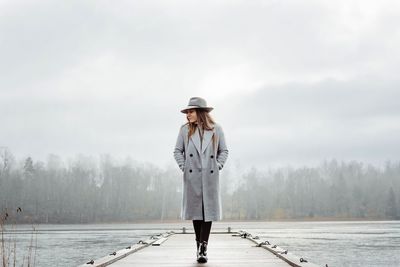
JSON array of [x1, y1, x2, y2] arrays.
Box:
[[256, 240, 270, 246], [152, 237, 168, 246]]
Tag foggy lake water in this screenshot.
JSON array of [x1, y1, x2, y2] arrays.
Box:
[[2, 221, 399, 267]]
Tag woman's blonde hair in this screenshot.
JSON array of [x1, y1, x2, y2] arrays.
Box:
[[187, 109, 217, 152]]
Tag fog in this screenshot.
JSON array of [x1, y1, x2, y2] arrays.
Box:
[[1, 0, 400, 222], [1, 0, 399, 170], [1, 152, 399, 223]]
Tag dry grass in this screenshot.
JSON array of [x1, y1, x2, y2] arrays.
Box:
[[0, 208, 37, 267]]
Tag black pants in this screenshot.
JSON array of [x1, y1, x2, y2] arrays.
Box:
[[192, 199, 212, 243]]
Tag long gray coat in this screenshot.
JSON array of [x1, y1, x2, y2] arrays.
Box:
[[173, 122, 229, 221]]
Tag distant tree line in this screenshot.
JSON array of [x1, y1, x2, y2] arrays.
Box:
[[0, 148, 399, 223]]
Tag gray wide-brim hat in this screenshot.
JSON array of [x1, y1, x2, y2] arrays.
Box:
[[180, 97, 214, 113]]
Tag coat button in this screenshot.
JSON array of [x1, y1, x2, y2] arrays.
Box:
[[189, 169, 192, 173], [210, 170, 214, 173], [190, 154, 193, 157], [210, 155, 214, 158]]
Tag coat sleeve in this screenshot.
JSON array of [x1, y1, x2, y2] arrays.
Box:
[[216, 125, 229, 170], [173, 126, 186, 172]]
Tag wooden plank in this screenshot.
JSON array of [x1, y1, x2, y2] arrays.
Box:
[[80, 230, 321, 267], [109, 232, 291, 267]]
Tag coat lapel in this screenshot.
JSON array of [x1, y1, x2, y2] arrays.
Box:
[[190, 127, 201, 154], [201, 129, 214, 154]]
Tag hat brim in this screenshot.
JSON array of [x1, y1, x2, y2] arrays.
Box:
[[180, 106, 213, 113]]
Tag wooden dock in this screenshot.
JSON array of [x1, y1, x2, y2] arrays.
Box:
[[79, 229, 321, 267]]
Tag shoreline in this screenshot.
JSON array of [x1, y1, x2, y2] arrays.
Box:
[[3, 218, 398, 225]]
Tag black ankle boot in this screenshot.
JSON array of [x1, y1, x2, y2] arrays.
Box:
[[196, 239, 200, 260], [197, 241, 208, 263]]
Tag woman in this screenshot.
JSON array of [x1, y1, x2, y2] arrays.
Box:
[[173, 96, 229, 263]]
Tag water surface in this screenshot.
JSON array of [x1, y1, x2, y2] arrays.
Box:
[[3, 221, 399, 266]]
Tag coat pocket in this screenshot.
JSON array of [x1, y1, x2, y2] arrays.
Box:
[[217, 161, 223, 170]]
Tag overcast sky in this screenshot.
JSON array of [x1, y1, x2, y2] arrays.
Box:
[[1, 0, 399, 171]]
